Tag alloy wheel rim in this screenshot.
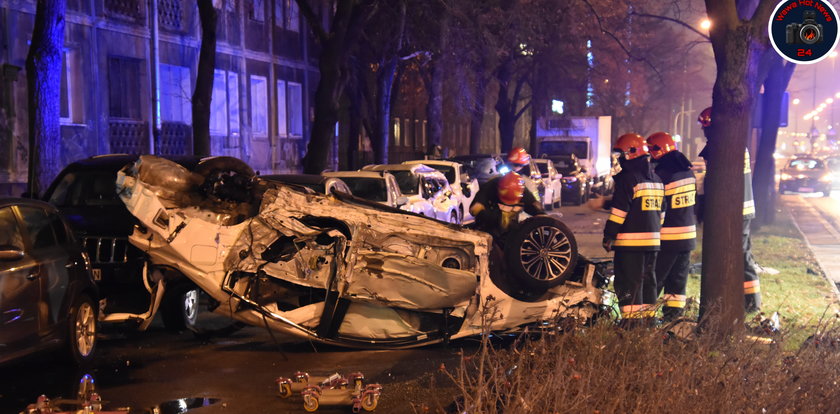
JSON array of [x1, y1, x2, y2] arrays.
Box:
[[183, 289, 198, 323], [519, 226, 572, 281], [75, 302, 96, 357]]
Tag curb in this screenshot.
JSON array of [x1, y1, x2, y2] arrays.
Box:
[[786, 208, 840, 303]]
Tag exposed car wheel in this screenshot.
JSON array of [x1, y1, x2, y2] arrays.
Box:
[[68, 294, 97, 365], [504, 216, 578, 290], [361, 392, 379, 411], [303, 394, 319, 412], [161, 282, 200, 332]]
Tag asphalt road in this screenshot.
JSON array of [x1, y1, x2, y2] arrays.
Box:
[[0, 202, 606, 414]]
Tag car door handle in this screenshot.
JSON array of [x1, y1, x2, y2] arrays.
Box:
[[26, 272, 39, 281]]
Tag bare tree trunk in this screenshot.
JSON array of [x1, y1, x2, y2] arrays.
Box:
[[495, 62, 515, 153], [304, 46, 343, 173], [426, 13, 448, 152], [192, 0, 218, 157], [700, 0, 774, 334], [373, 57, 398, 164], [26, 0, 66, 197], [753, 59, 795, 226], [469, 73, 488, 154]]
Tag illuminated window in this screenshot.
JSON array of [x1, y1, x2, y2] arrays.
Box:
[[250, 75, 268, 136], [159, 64, 192, 124], [286, 0, 299, 32], [287, 81, 303, 136], [276, 80, 287, 136], [210, 70, 228, 134]]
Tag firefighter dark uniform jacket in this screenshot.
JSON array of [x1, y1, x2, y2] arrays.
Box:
[[654, 150, 697, 252], [698, 146, 755, 219], [604, 156, 664, 251], [471, 176, 544, 234]]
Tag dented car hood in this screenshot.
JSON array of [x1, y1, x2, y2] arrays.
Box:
[[116, 156, 603, 348]]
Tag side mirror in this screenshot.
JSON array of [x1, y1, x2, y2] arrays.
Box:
[[395, 196, 409, 206], [461, 183, 471, 198], [0, 245, 24, 261]]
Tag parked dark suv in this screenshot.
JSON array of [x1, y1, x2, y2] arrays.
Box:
[[42, 154, 201, 331], [0, 198, 98, 365]]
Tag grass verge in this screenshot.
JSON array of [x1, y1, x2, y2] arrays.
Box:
[[685, 207, 840, 348]]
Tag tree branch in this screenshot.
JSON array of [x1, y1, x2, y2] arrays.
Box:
[[704, 0, 738, 29], [580, 0, 663, 81], [631, 12, 710, 41], [294, 0, 328, 43]]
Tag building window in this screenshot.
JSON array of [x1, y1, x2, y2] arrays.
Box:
[[159, 64, 192, 124], [60, 51, 72, 123], [393, 117, 400, 146], [403, 119, 410, 148], [228, 72, 240, 134], [287, 81, 303, 136], [285, 0, 299, 32], [250, 75, 268, 136], [210, 70, 228, 134], [251, 0, 264, 21], [274, 0, 284, 26], [276, 80, 287, 136], [108, 56, 141, 119], [422, 120, 427, 149]]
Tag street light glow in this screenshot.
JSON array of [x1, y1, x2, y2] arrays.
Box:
[[793, 98, 801, 105], [831, 51, 839, 58], [700, 18, 712, 30], [828, 98, 835, 104], [815, 115, 821, 120]]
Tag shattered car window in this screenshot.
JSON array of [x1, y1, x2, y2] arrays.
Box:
[[391, 171, 419, 195], [339, 177, 388, 202], [47, 171, 122, 207], [429, 165, 456, 184]]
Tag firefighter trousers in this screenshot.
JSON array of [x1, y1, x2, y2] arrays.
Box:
[[655, 250, 691, 321], [744, 219, 761, 312], [614, 250, 658, 320]]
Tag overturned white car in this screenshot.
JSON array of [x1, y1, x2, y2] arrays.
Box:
[[116, 156, 606, 348]]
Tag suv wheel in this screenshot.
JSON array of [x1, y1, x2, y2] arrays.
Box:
[[68, 294, 97, 365], [504, 216, 578, 290], [161, 282, 199, 332]]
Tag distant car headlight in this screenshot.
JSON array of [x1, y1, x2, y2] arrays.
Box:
[[562, 176, 578, 183], [780, 172, 792, 181], [820, 173, 834, 182]]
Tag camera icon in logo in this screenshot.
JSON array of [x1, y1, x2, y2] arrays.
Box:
[[786, 10, 824, 44]]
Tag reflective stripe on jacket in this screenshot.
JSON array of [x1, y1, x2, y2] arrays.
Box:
[[604, 158, 663, 252], [654, 150, 697, 251]]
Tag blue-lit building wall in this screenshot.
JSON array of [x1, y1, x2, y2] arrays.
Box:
[[0, 0, 322, 196]]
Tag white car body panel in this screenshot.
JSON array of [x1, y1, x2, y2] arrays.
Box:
[[115, 156, 604, 348]]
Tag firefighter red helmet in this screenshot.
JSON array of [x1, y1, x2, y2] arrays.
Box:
[[614, 133, 649, 160], [698, 107, 712, 128], [507, 147, 531, 166], [647, 132, 676, 160], [498, 172, 525, 205]]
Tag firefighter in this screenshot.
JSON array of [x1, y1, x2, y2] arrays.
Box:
[[698, 107, 761, 313], [470, 171, 545, 243], [647, 132, 697, 321], [603, 133, 664, 326], [505, 147, 541, 201]]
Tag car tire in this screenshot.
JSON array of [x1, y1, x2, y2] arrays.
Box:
[[504, 216, 578, 290], [67, 294, 97, 365], [161, 282, 200, 332]]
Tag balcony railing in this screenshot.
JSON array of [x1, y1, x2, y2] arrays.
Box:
[[109, 120, 148, 154]]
